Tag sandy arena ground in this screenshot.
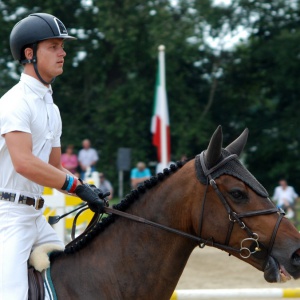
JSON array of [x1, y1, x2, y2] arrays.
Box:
[[176, 247, 300, 300]]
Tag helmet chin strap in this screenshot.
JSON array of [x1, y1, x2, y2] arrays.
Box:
[[21, 43, 55, 86], [33, 61, 55, 85]]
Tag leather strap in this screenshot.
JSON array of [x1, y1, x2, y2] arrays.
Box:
[[103, 207, 241, 254], [267, 213, 284, 257]]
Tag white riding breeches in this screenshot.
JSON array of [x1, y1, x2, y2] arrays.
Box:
[[0, 201, 64, 300]]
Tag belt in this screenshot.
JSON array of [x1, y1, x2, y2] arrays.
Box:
[[0, 191, 44, 210]]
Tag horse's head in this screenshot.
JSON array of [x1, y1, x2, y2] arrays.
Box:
[[193, 125, 300, 283]]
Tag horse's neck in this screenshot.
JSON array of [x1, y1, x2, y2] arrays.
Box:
[[109, 185, 196, 297], [96, 212, 195, 298], [53, 166, 199, 299]]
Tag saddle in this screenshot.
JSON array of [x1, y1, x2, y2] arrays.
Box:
[[28, 267, 44, 300], [26, 207, 103, 300], [27, 243, 65, 300]]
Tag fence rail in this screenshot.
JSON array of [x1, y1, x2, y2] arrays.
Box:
[[171, 288, 300, 299]]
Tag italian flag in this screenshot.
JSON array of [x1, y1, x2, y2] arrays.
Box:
[[151, 46, 171, 167]]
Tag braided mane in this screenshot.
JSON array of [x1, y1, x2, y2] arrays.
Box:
[[50, 160, 186, 258]]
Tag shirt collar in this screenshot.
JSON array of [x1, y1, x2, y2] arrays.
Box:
[[20, 73, 53, 99]]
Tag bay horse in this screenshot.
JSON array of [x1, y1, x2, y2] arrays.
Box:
[[48, 126, 300, 299]]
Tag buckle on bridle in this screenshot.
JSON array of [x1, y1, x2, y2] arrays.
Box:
[[240, 233, 261, 259], [209, 179, 216, 186]]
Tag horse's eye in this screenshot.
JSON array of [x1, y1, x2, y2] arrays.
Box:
[[229, 190, 247, 201]]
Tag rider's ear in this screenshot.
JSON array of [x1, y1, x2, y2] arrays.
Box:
[[24, 47, 33, 60], [225, 128, 249, 157], [205, 125, 223, 169]]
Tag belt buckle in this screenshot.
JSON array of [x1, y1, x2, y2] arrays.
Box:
[[35, 197, 44, 210], [35, 198, 40, 209]]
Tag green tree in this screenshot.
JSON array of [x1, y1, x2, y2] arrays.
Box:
[[211, 0, 300, 192], [0, 0, 210, 194], [1, 0, 299, 196]]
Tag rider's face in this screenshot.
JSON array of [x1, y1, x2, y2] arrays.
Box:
[[36, 39, 66, 83]]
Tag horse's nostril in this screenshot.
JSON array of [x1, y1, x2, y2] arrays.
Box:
[[292, 249, 300, 266]]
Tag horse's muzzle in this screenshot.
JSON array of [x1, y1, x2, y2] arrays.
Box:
[[264, 256, 281, 283], [292, 249, 300, 267]]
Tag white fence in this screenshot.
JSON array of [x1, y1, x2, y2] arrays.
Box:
[[171, 288, 300, 299]]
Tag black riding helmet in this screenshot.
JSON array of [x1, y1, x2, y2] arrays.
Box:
[[10, 13, 76, 85]]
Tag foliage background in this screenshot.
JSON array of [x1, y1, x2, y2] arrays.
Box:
[[0, 0, 299, 196]]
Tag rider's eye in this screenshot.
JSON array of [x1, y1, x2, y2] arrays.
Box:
[[229, 189, 248, 202]]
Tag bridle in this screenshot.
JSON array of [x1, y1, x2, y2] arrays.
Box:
[[198, 151, 285, 259], [68, 153, 285, 260]]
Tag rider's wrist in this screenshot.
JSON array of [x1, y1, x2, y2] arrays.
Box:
[[68, 177, 78, 193], [61, 174, 79, 193]]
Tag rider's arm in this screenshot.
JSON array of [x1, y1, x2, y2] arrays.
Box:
[[5, 131, 69, 189]]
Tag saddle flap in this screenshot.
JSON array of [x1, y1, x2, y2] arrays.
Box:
[[28, 267, 45, 300]]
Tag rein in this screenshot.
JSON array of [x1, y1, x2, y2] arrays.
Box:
[[68, 205, 242, 254], [67, 153, 284, 260], [103, 207, 241, 254]]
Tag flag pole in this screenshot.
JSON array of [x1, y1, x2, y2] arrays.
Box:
[[158, 45, 168, 169]]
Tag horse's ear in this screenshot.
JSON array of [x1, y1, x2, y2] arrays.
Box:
[[225, 128, 249, 157], [205, 125, 223, 169]]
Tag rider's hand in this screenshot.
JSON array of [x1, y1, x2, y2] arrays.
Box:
[[89, 184, 110, 199], [75, 183, 104, 213]]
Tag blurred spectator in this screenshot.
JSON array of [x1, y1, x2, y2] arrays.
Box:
[[131, 162, 151, 189], [61, 144, 78, 174], [78, 139, 99, 179], [181, 154, 188, 162], [98, 172, 113, 200], [272, 179, 298, 219]]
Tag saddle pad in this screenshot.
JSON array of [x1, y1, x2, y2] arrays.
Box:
[[44, 267, 58, 300]]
